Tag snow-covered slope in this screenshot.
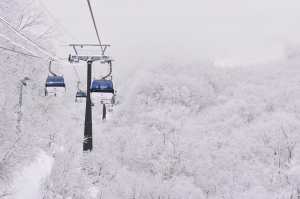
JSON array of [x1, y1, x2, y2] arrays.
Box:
[[39, 57, 300, 199]]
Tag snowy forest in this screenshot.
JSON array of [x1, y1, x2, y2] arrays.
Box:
[[2, 0, 300, 198]]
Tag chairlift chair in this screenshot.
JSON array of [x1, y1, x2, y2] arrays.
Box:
[[76, 90, 87, 99], [45, 75, 66, 96], [44, 60, 66, 96], [75, 81, 87, 102], [75, 90, 87, 103], [84, 59, 116, 119], [90, 79, 115, 105]]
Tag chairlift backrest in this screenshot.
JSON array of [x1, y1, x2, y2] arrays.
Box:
[[90, 79, 114, 93], [46, 76, 66, 87]]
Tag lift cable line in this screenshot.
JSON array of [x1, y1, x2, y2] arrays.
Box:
[[0, 32, 68, 64], [0, 33, 42, 58], [0, 45, 43, 59], [0, 15, 61, 61], [85, 0, 105, 55], [0, 29, 69, 65]]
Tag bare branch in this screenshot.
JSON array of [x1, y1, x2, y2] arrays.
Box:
[[18, 12, 44, 31], [35, 26, 56, 40]]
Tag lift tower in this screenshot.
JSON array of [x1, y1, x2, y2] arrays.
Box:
[[68, 44, 111, 151]]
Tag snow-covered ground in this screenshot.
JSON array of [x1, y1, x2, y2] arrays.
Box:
[[12, 151, 53, 199]]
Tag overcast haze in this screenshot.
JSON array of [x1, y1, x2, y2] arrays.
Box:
[[41, 0, 300, 69]]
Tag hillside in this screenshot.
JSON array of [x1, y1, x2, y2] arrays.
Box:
[[44, 59, 300, 199]]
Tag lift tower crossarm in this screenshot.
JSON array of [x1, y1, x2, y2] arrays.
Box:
[[69, 44, 111, 56], [69, 44, 110, 47], [69, 55, 110, 63]]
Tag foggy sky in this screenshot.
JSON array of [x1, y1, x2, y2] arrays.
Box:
[[40, 0, 300, 70]]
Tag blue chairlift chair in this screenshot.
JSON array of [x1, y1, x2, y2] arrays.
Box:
[[45, 75, 66, 96], [44, 60, 66, 96], [90, 79, 114, 93]]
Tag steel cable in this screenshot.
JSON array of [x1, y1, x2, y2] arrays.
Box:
[[85, 0, 105, 54]]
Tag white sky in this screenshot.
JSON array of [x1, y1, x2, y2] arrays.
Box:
[[40, 0, 300, 70]]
